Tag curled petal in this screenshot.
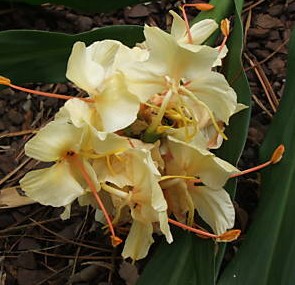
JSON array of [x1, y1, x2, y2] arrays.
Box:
[[122, 220, 154, 260], [187, 72, 237, 124], [189, 186, 235, 235], [165, 136, 238, 189], [20, 161, 85, 207], [66, 41, 105, 96], [25, 120, 83, 162], [95, 73, 140, 132], [170, 11, 218, 46]]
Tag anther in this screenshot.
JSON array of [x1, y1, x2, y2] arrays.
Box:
[[230, 144, 285, 179], [219, 18, 230, 52], [270, 144, 285, 164], [217, 229, 241, 242]]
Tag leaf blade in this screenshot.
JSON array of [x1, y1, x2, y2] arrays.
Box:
[[218, 26, 295, 285], [0, 26, 144, 84]]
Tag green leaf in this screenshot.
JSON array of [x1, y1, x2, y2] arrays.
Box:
[[218, 27, 295, 285], [0, 0, 150, 12], [214, 0, 251, 276], [138, 228, 215, 285], [0, 26, 143, 84], [138, 1, 251, 284]]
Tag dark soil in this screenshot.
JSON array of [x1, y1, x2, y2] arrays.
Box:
[[0, 0, 294, 284]]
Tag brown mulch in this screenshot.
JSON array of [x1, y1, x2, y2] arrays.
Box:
[[0, 0, 294, 284]]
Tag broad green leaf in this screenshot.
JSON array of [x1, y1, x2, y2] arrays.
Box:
[[218, 28, 295, 285], [138, 1, 250, 284], [138, 228, 215, 285], [0, 0, 150, 12], [214, 0, 251, 277], [0, 26, 143, 84]]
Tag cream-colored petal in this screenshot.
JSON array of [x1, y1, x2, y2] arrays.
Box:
[[189, 19, 218, 45], [144, 25, 179, 73], [95, 73, 140, 132], [213, 45, 228, 67], [161, 179, 193, 223], [20, 161, 85, 207], [63, 98, 93, 128], [189, 186, 235, 235], [66, 42, 105, 96], [187, 72, 237, 124], [165, 136, 238, 189], [158, 212, 173, 243], [170, 10, 187, 40], [170, 11, 218, 45], [122, 220, 154, 260], [127, 149, 167, 212], [88, 40, 121, 72], [92, 131, 130, 155], [60, 204, 71, 220], [25, 120, 83, 162], [124, 64, 165, 102]]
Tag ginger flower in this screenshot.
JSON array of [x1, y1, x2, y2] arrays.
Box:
[[66, 40, 148, 132], [123, 20, 238, 144], [169, 10, 228, 67], [19, 120, 95, 207], [93, 147, 172, 260], [161, 136, 239, 235]]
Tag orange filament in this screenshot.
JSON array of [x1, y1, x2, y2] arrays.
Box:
[[70, 154, 122, 247], [168, 218, 240, 241], [218, 18, 230, 52], [180, 3, 215, 44], [189, 144, 285, 184], [0, 76, 94, 103], [230, 144, 285, 179]]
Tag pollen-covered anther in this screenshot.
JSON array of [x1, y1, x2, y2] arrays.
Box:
[[182, 3, 215, 11], [0, 76, 11, 86], [270, 144, 285, 164], [221, 18, 230, 37], [111, 236, 123, 247], [217, 229, 241, 242]]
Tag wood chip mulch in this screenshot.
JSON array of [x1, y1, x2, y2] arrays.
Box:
[[0, 0, 294, 284]]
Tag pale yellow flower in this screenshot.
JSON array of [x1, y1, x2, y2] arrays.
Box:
[[66, 40, 148, 132], [19, 120, 95, 207], [93, 147, 172, 260], [123, 22, 238, 144], [162, 136, 239, 235]]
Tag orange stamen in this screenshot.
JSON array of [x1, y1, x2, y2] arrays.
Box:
[[0, 76, 94, 103], [270, 144, 285, 164], [218, 18, 230, 52], [70, 154, 122, 247], [182, 3, 215, 11], [190, 145, 285, 184], [180, 3, 214, 44], [168, 218, 240, 241], [218, 229, 241, 242], [230, 144, 285, 179]]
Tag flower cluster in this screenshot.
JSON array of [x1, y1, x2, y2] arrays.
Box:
[[19, 11, 245, 260]]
